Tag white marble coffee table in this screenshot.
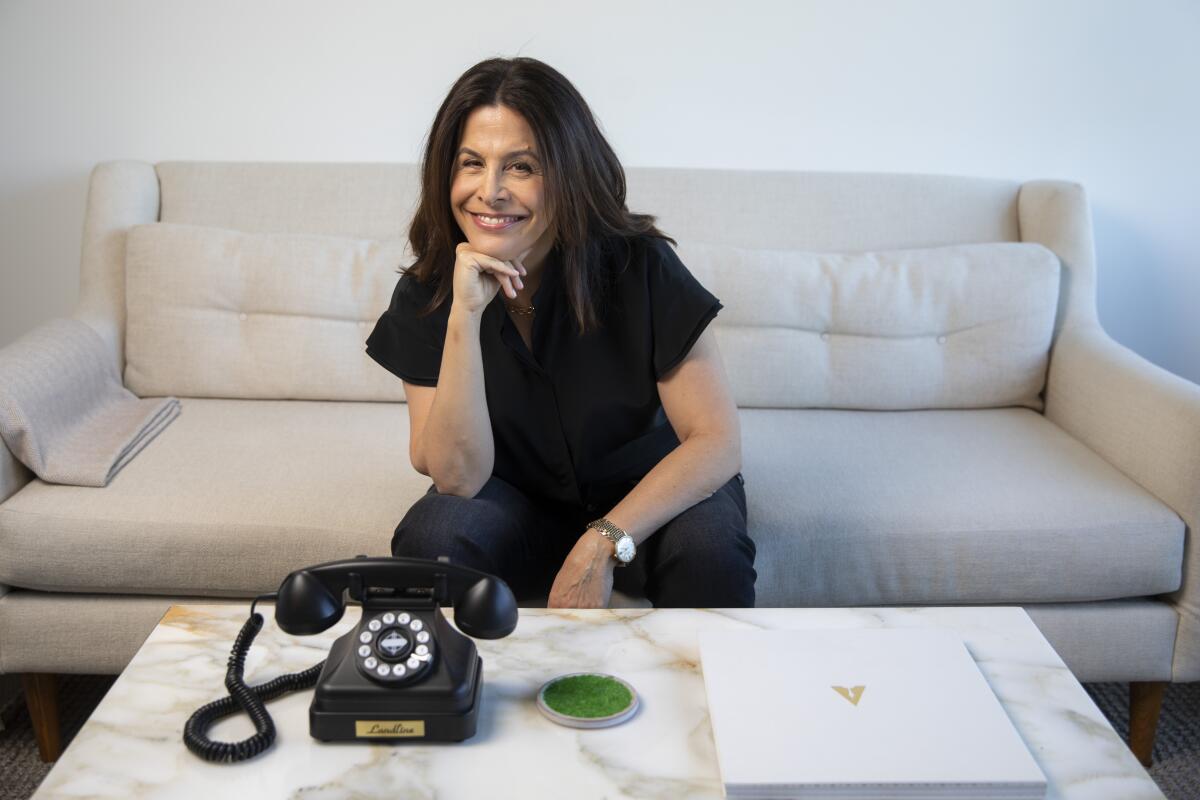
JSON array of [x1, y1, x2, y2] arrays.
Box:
[[32, 605, 1163, 799]]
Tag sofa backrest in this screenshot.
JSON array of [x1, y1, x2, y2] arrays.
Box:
[[680, 241, 1059, 409], [74, 162, 1101, 408], [123, 222, 408, 401]]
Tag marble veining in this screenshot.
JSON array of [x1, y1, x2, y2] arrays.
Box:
[[32, 606, 1163, 799]]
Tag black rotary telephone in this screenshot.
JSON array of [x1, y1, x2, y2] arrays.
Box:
[[183, 555, 518, 762]]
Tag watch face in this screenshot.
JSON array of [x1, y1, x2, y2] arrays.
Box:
[[615, 536, 636, 563]]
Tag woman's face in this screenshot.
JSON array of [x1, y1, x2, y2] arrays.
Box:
[[450, 104, 554, 266]]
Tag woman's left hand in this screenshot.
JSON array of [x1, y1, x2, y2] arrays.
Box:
[[548, 532, 615, 608]]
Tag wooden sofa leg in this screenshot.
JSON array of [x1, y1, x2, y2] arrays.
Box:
[[1129, 680, 1168, 768], [21, 673, 62, 763]]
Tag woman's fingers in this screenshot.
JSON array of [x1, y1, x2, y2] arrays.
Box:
[[514, 247, 532, 276], [487, 265, 518, 299], [474, 252, 522, 280], [502, 248, 531, 293], [460, 247, 526, 299], [474, 254, 524, 298], [501, 260, 525, 291]]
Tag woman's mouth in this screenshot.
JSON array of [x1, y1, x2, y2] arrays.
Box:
[[469, 211, 527, 232]]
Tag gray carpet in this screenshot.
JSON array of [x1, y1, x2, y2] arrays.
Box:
[[0, 676, 1196, 798]]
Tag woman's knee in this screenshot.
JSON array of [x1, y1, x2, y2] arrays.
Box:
[[644, 500, 757, 606], [393, 494, 480, 556], [392, 497, 449, 559], [390, 477, 563, 601], [658, 519, 757, 574], [390, 478, 530, 569]]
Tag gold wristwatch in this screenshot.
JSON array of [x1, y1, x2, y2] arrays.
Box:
[[586, 518, 636, 567]]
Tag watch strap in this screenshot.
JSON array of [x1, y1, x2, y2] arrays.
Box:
[[586, 518, 634, 566]]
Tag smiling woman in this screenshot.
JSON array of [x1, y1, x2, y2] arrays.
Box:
[[365, 57, 755, 610], [450, 104, 555, 302], [400, 57, 674, 334]]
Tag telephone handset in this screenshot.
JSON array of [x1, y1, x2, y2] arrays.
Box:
[[184, 555, 518, 762]]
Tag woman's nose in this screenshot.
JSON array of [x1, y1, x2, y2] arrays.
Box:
[[479, 167, 509, 205]]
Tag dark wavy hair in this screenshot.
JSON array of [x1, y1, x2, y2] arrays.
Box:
[[402, 56, 675, 335]]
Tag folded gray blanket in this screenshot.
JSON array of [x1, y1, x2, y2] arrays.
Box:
[[0, 318, 180, 487]]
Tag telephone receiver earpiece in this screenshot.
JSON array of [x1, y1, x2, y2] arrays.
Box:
[[455, 576, 518, 639], [275, 569, 345, 635], [273, 557, 517, 639]]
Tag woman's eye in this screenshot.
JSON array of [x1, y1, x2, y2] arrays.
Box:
[[458, 159, 535, 174]]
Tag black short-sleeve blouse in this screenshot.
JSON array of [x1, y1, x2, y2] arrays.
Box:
[[365, 234, 723, 513]]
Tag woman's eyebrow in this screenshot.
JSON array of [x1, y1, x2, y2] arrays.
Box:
[[457, 146, 540, 161]]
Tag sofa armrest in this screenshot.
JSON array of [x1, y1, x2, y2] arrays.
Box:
[[1044, 323, 1200, 681], [0, 325, 38, 503], [1, 160, 157, 499]]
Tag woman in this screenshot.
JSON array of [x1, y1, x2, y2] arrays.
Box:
[[365, 56, 756, 608]]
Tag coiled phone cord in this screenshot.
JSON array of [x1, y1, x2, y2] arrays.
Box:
[[182, 594, 325, 763]]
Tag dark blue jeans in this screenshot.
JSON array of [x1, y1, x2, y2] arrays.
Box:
[[391, 472, 757, 607]]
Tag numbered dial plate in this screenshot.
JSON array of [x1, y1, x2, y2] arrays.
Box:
[[355, 611, 436, 683]]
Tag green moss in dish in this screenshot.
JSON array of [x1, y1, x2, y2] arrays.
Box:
[[542, 674, 633, 718]]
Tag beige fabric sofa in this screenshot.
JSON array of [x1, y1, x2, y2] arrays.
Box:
[[1, 161, 1198, 766]]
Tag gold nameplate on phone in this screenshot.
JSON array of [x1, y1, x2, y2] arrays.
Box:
[[355, 720, 426, 737]]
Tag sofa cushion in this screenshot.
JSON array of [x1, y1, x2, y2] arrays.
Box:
[[0, 398, 422, 596], [742, 407, 1184, 607], [679, 241, 1060, 410], [0, 398, 646, 606], [123, 222, 408, 402], [0, 399, 1182, 608]]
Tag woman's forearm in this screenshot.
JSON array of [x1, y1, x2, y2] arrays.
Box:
[[601, 432, 742, 548], [420, 302, 495, 496]]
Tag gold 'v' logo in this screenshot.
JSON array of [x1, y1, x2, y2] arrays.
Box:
[[832, 685, 866, 705]]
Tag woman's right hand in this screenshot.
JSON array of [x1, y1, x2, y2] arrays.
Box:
[[452, 242, 531, 315]]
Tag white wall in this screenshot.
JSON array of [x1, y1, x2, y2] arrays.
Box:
[[2, 0, 1197, 384]]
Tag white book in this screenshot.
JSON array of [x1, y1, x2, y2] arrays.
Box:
[[698, 628, 1047, 800]]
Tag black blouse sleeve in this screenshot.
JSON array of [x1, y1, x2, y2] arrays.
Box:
[[646, 237, 723, 380], [364, 272, 445, 386]]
